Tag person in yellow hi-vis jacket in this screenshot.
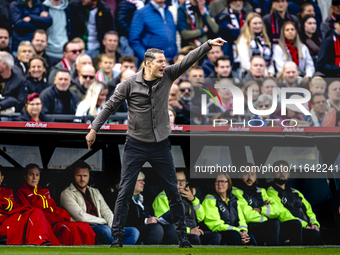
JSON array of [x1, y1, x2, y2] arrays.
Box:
[[153, 170, 221, 245], [232, 162, 301, 245], [266, 160, 323, 245], [201, 173, 257, 245]]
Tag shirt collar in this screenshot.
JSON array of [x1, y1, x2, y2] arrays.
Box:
[[150, 0, 166, 10]]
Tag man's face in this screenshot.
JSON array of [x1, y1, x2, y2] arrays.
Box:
[[332, 4, 340, 16], [64, 43, 82, 64], [261, 79, 277, 96], [189, 69, 205, 87], [229, 0, 244, 12], [103, 34, 119, 53], [100, 56, 114, 74], [54, 71, 71, 91], [0, 29, 9, 50], [283, 63, 298, 86], [79, 66, 95, 88], [149, 53, 166, 79], [207, 46, 223, 64], [272, 0, 288, 13], [74, 168, 90, 190], [215, 60, 232, 78], [76, 55, 92, 74], [250, 58, 265, 78], [335, 23, 340, 35], [328, 81, 340, 102], [120, 61, 136, 73], [29, 59, 46, 79], [241, 166, 257, 186], [177, 172, 186, 193], [169, 85, 179, 101], [179, 81, 192, 101], [312, 95, 327, 115], [274, 164, 290, 181], [17, 45, 34, 64], [32, 33, 48, 54]]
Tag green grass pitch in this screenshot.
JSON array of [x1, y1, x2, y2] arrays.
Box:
[[1, 245, 340, 255]]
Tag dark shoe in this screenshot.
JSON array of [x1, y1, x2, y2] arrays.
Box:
[[110, 236, 123, 248], [178, 233, 193, 248]]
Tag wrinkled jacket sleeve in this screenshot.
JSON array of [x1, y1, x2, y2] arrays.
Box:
[[0, 96, 17, 110], [116, 1, 134, 37], [296, 190, 320, 228], [260, 188, 280, 219], [202, 194, 243, 232], [10, 2, 37, 31], [96, 190, 114, 227], [129, 9, 146, 61], [29, 6, 52, 29], [152, 191, 170, 218], [60, 188, 107, 225], [177, 7, 203, 41], [192, 197, 205, 223]]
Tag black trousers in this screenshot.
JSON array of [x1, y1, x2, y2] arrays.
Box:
[[137, 223, 163, 244], [188, 231, 222, 245], [280, 220, 303, 245], [302, 228, 323, 245], [248, 219, 280, 246], [220, 230, 257, 245], [111, 136, 186, 238]]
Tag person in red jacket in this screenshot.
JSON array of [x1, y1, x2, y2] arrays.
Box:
[[15, 163, 96, 246], [0, 166, 59, 245]]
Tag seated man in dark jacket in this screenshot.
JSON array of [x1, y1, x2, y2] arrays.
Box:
[[126, 172, 164, 245], [0, 51, 28, 113], [267, 160, 323, 245], [153, 170, 221, 245], [40, 69, 79, 115]]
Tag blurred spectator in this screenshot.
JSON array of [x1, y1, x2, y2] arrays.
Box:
[[322, 108, 340, 126], [296, 2, 321, 28], [125, 171, 164, 245], [300, 15, 321, 65], [243, 79, 260, 106], [31, 29, 59, 73], [16, 163, 96, 245], [71, 37, 86, 54], [107, 55, 137, 99], [48, 41, 81, 84], [15, 41, 34, 75], [209, 0, 253, 18], [15, 92, 53, 121], [27, 55, 52, 94], [272, 21, 314, 80], [205, 55, 233, 87], [70, 0, 115, 59], [70, 65, 96, 101], [178, 80, 192, 124], [261, 77, 278, 97], [177, 0, 219, 47], [40, 69, 79, 114], [309, 76, 326, 95], [316, 15, 340, 78], [243, 55, 266, 84], [327, 80, 340, 111], [277, 61, 302, 90], [250, 94, 278, 126], [263, 0, 299, 45], [0, 52, 28, 112], [116, 0, 144, 56], [236, 12, 274, 77], [217, 0, 247, 69], [169, 83, 190, 124], [0, 1, 11, 33], [95, 54, 114, 84], [129, 0, 177, 63], [0, 28, 10, 53], [173, 51, 190, 84], [321, 0, 340, 39], [75, 81, 107, 122], [309, 93, 327, 127], [93, 31, 120, 71], [60, 160, 140, 245], [201, 45, 223, 77], [169, 105, 176, 125], [43, 0, 72, 59], [9, 0, 52, 53], [188, 65, 205, 108], [73, 53, 93, 80]]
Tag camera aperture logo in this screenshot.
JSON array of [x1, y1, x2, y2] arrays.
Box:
[[198, 82, 311, 128]]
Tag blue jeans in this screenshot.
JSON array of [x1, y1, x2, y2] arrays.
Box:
[[119, 36, 135, 56], [91, 225, 139, 245], [85, 48, 100, 59]]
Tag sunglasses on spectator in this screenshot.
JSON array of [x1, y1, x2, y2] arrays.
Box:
[[180, 88, 191, 92], [82, 75, 95, 79], [69, 49, 84, 54], [258, 104, 270, 108], [215, 180, 228, 184]]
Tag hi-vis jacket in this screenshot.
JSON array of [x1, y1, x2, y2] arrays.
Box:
[[232, 185, 280, 223], [267, 183, 320, 228], [201, 192, 249, 233], [153, 190, 204, 234]]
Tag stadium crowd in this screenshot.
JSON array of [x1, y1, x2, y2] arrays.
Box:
[[0, 0, 339, 126]]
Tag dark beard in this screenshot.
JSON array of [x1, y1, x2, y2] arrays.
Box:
[[274, 178, 287, 185]]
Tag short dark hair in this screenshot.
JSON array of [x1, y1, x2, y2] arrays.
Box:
[[272, 160, 289, 168], [33, 29, 48, 40], [311, 93, 326, 105], [70, 160, 91, 175], [189, 65, 204, 72], [179, 80, 190, 87], [56, 68, 71, 76], [173, 51, 188, 63], [215, 55, 231, 67], [144, 48, 164, 66], [28, 55, 47, 69], [119, 55, 136, 65], [24, 163, 41, 176], [63, 42, 70, 53], [104, 30, 119, 40]]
